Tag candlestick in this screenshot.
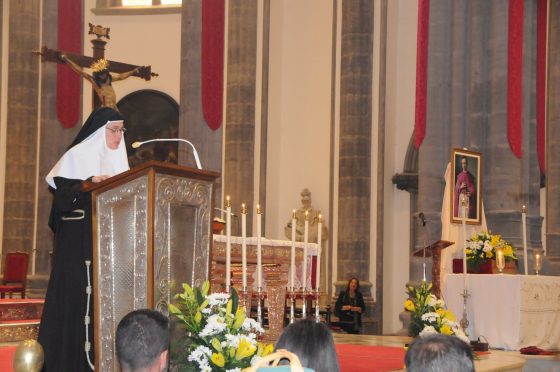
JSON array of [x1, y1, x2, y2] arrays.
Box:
[[241, 203, 247, 289], [461, 194, 468, 290], [316, 214, 322, 291], [522, 205, 528, 275], [303, 211, 309, 291], [291, 210, 296, 289], [256, 204, 262, 289], [225, 196, 231, 292], [496, 248, 505, 274], [534, 252, 542, 275]]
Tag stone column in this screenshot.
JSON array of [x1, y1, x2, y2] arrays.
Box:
[[546, 0, 560, 273], [484, 1, 542, 275], [414, 0, 453, 281], [336, 0, 375, 332], [180, 1, 223, 206], [2, 1, 41, 261], [223, 0, 258, 235]]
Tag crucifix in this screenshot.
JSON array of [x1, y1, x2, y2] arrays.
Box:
[[36, 23, 158, 110]]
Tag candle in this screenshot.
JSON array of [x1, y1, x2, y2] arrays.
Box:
[[461, 194, 468, 290], [241, 203, 247, 288], [303, 211, 309, 291], [522, 205, 528, 275], [256, 204, 262, 289], [496, 249, 505, 272], [290, 210, 296, 289], [226, 196, 231, 291], [316, 214, 322, 291]]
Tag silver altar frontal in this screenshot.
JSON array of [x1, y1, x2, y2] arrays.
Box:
[[87, 161, 219, 372]]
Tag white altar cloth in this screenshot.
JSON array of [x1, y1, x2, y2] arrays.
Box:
[[443, 274, 560, 350]]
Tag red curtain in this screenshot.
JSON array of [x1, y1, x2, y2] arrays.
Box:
[[201, 0, 225, 131], [507, 0, 524, 159], [56, 0, 82, 128], [414, 0, 430, 149], [536, 0, 547, 174]]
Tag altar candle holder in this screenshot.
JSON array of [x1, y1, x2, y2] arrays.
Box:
[[460, 289, 470, 335], [496, 248, 505, 274], [256, 287, 264, 326], [534, 252, 542, 275], [314, 288, 321, 323], [288, 287, 296, 324], [240, 286, 251, 318], [301, 289, 307, 319]]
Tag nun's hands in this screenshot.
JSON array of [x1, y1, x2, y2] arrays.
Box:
[[92, 175, 111, 183]]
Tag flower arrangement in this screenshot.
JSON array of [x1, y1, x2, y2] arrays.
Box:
[[465, 231, 517, 268], [169, 281, 273, 372], [404, 282, 469, 344]]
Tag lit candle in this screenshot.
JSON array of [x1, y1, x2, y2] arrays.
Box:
[[290, 210, 296, 289], [256, 204, 262, 289], [522, 205, 528, 275], [496, 249, 505, 272], [461, 194, 468, 290], [226, 196, 231, 291], [316, 214, 322, 290], [241, 203, 247, 289], [303, 211, 309, 291]]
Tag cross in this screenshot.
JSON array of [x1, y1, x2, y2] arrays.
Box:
[[36, 23, 158, 109]]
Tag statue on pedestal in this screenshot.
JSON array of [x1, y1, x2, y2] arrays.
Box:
[[284, 188, 328, 243]]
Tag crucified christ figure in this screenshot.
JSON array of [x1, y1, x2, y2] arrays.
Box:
[[60, 54, 141, 110]]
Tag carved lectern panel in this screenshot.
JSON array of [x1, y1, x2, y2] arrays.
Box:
[[96, 176, 149, 371], [153, 175, 213, 314]]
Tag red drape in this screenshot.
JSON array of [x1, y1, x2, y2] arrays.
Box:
[[56, 0, 82, 128], [507, 0, 524, 159], [536, 0, 547, 174], [201, 0, 225, 131], [414, 0, 430, 149]]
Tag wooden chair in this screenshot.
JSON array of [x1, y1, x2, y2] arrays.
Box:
[[0, 252, 29, 298]]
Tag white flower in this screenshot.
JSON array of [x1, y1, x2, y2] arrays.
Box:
[[224, 334, 257, 349], [419, 325, 437, 337], [421, 312, 440, 323], [427, 295, 438, 307], [435, 299, 445, 308], [483, 242, 493, 252], [226, 369, 242, 372], [199, 314, 227, 337], [242, 317, 265, 334], [188, 345, 212, 372], [469, 241, 480, 250], [206, 293, 230, 307]]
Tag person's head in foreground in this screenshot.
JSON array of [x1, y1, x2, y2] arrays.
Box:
[[116, 309, 170, 372], [275, 318, 340, 372], [405, 334, 474, 372]]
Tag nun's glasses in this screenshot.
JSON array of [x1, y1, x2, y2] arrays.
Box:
[[106, 127, 127, 134]]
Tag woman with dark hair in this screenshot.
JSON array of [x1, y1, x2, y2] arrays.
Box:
[[275, 319, 340, 372], [334, 277, 366, 334], [38, 107, 130, 371]]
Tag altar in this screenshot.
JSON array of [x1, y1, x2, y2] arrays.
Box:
[[443, 274, 560, 351], [211, 235, 319, 290]]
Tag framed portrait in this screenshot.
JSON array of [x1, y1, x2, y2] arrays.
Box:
[[450, 148, 482, 225]]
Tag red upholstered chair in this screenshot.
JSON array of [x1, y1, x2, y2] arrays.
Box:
[[0, 252, 29, 298]]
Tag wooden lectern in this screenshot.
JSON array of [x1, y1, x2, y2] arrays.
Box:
[[414, 240, 453, 298], [86, 161, 219, 372]]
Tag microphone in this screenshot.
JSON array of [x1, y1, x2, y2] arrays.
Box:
[[419, 212, 427, 227], [132, 138, 202, 170]]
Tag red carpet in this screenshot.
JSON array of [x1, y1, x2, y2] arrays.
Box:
[[336, 344, 406, 372], [0, 343, 406, 372], [0, 346, 16, 372]]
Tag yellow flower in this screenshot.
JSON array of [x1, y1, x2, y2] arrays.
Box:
[[194, 311, 202, 324], [258, 342, 274, 357], [440, 324, 453, 335], [504, 245, 513, 257], [211, 352, 225, 367], [404, 299, 415, 312], [212, 338, 223, 352], [486, 251, 493, 258], [491, 235, 500, 246], [235, 338, 257, 361], [233, 308, 246, 330]]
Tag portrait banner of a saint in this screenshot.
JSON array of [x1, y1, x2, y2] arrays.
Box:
[[450, 148, 482, 225]]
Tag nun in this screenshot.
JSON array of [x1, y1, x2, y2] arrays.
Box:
[[38, 107, 129, 371]]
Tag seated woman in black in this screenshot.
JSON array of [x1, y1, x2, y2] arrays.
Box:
[[334, 277, 365, 334]]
